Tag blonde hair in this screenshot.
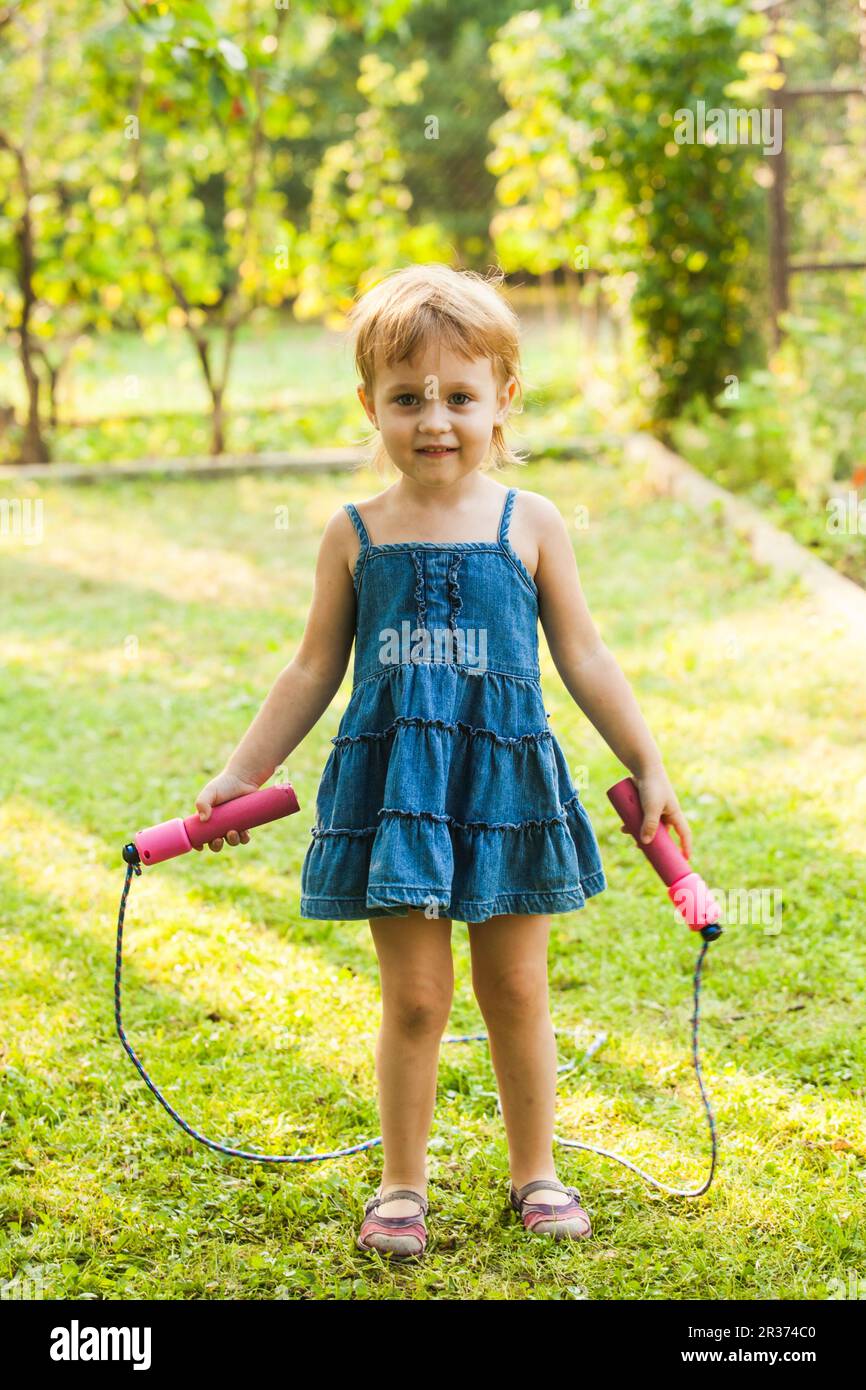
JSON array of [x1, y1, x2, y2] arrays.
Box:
[[346, 262, 528, 476]]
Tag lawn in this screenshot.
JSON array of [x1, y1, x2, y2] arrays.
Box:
[[1, 454, 864, 1300]]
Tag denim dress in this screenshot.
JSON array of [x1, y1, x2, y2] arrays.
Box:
[[299, 486, 607, 924]]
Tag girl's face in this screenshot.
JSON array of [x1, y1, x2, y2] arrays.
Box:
[[358, 342, 516, 485]]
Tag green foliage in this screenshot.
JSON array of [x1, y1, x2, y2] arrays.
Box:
[[486, 12, 591, 276], [2, 0, 862, 501], [487, 2, 777, 421], [561, 0, 772, 421], [294, 53, 453, 324], [81, 2, 303, 317], [670, 291, 866, 503], [0, 0, 131, 432]]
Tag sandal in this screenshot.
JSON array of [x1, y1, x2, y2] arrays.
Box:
[[509, 1178, 592, 1240], [356, 1186, 429, 1260]]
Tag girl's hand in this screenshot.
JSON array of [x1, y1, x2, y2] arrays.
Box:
[[193, 769, 261, 852], [624, 765, 692, 860]]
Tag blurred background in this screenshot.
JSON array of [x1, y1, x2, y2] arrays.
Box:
[[1, 0, 864, 579]]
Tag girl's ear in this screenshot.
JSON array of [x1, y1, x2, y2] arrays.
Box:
[[357, 383, 377, 427], [494, 375, 517, 424]]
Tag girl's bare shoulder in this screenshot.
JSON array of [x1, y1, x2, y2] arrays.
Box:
[[510, 489, 565, 582], [512, 488, 564, 530]]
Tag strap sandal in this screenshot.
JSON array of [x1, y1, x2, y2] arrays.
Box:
[[509, 1178, 592, 1240], [356, 1187, 429, 1260]]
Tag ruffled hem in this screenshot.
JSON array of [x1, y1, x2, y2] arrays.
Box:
[[299, 793, 607, 924], [314, 664, 570, 832], [339, 660, 545, 735], [331, 713, 550, 749], [300, 875, 607, 925]]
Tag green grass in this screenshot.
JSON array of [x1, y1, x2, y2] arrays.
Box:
[[1, 455, 864, 1300]]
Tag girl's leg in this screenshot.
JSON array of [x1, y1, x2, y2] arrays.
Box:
[[468, 912, 571, 1205], [368, 910, 454, 1216]]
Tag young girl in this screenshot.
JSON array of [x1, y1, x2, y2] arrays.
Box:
[[194, 263, 691, 1261]]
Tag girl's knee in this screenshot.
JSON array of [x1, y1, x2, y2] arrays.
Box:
[[472, 967, 548, 1019], [384, 986, 453, 1036]]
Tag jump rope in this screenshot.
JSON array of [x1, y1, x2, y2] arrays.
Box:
[[115, 776, 723, 1197]]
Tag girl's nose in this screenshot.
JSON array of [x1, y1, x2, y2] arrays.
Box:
[[419, 401, 452, 430]]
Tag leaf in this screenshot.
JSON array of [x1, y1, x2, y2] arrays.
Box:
[[208, 68, 229, 111], [217, 37, 247, 72]]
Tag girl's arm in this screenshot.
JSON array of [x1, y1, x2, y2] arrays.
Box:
[[204, 508, 358, 792], [530, 495, 692, 856]]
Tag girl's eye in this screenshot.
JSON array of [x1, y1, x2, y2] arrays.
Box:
[[393, 393, 472, 406]]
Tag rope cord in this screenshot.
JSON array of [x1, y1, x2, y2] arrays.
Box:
[[115, 862, 717, 1190]]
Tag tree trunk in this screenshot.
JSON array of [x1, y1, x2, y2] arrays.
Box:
[[19, 348, 48, 462], [0, 132, 50, 463], [47, 360, 61, 431], [210, 385, 226, 455]]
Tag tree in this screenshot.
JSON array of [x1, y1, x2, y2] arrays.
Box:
[[79, 1, 306, 455], [0, 0, 116, 462], [488, 0, 770, 422], [294, 51, 453, 325]]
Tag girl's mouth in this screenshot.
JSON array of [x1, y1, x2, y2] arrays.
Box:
[[417, 447, 458, 455]]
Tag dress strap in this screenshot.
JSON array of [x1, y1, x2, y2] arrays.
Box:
[[498, 487, 517, 546], [344, 502, 371, 549], [344, 503, 371, 589]]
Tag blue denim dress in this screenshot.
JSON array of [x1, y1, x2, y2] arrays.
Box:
[[299, 486, 607, 924]]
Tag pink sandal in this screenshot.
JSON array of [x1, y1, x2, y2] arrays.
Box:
[[356, 1187, 429, 1260], [510, 1179, 592, 1240]]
